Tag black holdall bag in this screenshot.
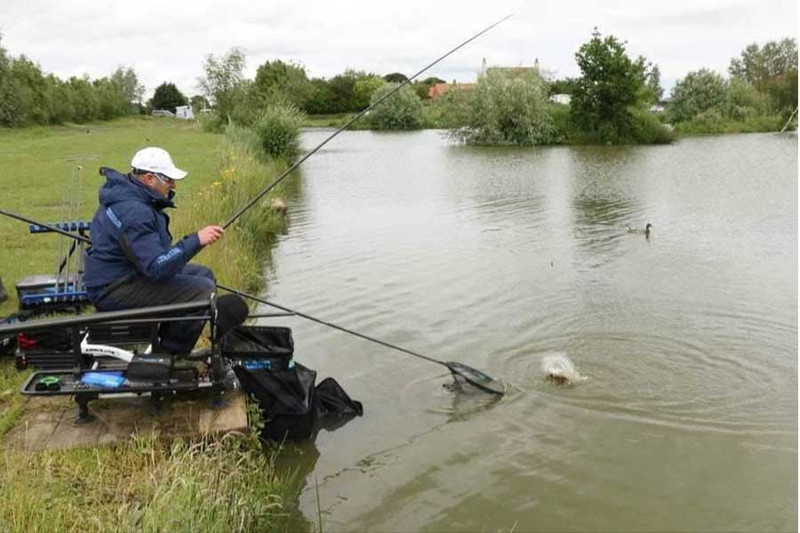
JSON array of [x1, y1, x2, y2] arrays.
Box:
[[234, 362, 364, 442], [234, 363, 318, 441]]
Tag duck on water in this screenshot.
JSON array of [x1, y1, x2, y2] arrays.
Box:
[[627, 223, 653, 238]]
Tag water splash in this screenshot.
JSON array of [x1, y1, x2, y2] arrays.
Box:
[[541, 353, 587, 385]]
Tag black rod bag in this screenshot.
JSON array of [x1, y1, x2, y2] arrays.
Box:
[[234, 362, 363, 441]]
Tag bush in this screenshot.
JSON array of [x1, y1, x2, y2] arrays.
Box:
[[630, 108, 674, 143], [547, 103, 571, 143], [673, 110, 783, 135], [226, 83, 264, 128], [253, 104, 305, 161], [669, 69, 729, 123], [450, 69, 557, 145], [425, 88, 472, 129], [369, 83, 424, 130], [725, 78, 768, 120], [198, 111, 226, 133]]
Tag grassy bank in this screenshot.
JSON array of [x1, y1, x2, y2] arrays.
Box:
[[303, 113, 369, 129], [0, 433, 298, 531], [672, 113, 789, 135], [0, 117, 301, 531]]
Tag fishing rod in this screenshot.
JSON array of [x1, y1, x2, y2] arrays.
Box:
[[0, 209, 506, 395], [222, 14, 513, 230]]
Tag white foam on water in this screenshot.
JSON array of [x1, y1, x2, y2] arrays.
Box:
[[541, 352, 587, 384]]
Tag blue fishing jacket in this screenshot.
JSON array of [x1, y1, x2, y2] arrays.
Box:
[[84, 168, 202, 296]]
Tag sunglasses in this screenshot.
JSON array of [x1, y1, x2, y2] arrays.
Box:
[[133, 168, 174, 185], [151, 172, 174, 185]]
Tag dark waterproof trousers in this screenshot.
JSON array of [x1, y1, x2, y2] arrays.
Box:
[[90, 264, 216, 355]]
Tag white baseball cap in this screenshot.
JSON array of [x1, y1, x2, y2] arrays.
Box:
[[131, 147, 188, 180]]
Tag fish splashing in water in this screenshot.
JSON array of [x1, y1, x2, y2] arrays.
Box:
[[541, 353, 587, 385]]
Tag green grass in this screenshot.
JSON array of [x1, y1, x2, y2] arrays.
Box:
[[0, 117, 302, 531], [672, 113, 787, 135], [0, 360, 30, 438], [0, 432, 302, 532]]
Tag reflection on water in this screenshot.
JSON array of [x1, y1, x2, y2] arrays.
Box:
[[261, 130, 797, 532]]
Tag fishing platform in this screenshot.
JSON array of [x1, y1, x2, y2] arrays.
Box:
[[5, 390, 248, 451], [1, 288, 309, 447]]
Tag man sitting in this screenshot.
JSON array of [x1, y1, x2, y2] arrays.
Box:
[[84, 147, 227, 355]]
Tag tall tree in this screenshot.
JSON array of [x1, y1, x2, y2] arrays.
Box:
[[302, 78, 335, 114], [353, 76, 386, 110], [190, 95, 210, 111], [253, 59, 310, 107], [729, 38, 798, 88], [549, 77, 578, 95], [570, 29, 647, 142], [729, 38, 798, 115], [151, 82, 187, 113], [326, 69, 375, 113], [644, 63, 663, 102], [67, 76, 100, 123], [10, 55, 50, 124], [198, 48, 246, 118], [383, 72, 408, 84], [110, 66, 144, 107], [94, 76, 129, 119], [421, 76, 445, 85], [0, 31, 23, 126]]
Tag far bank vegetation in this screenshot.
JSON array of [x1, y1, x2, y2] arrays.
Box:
[[0, 26, 795, 145], [137, 33, 800, 146]]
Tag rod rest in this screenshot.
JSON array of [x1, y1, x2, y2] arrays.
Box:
[[28, 221, 92, 234]]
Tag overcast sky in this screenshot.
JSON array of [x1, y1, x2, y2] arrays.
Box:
[[0, 0, 796, 100]]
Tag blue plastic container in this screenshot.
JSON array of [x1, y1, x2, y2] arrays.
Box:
[[81, 371, 126, 388]]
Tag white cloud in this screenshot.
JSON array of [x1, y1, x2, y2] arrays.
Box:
[[0, 0, 795, 98]]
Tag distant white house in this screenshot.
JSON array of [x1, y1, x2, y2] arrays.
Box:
[[550, 94, 571, 105], [175, 105, 195, 120], [650, 97, 671, 114], [152, 109, 175, 118]]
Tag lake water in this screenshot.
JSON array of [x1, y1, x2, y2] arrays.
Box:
[[259, 130, 797, 532]]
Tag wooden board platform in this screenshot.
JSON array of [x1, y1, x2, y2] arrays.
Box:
[[4, 390, 248, 451]]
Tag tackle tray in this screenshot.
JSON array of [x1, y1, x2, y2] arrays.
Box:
[[15, 274, 89, 310], [21, 368, 201, 396]]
